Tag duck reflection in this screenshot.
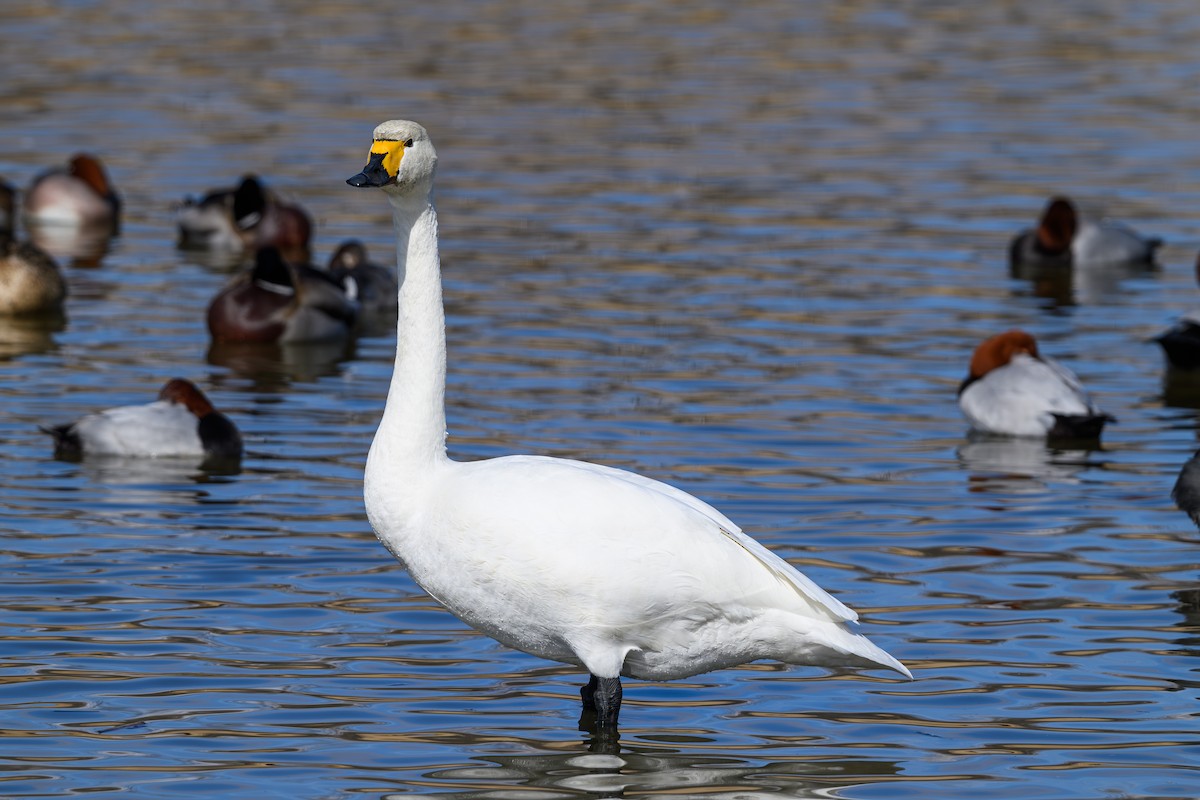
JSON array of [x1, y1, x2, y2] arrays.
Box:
[[958, 434, 1102, 488], [26, 221, 115, 267], [0, 309, 64, 359], [61, 452, 241, 485], [1160, 364, 1200, 410], [206, 337, 355, 390], [1010, 259, 1155, 309]]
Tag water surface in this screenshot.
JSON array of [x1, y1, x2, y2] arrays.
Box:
[[2, 2, 1200, 798]]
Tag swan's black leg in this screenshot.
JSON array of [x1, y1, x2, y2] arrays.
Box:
[[579, 673, 622, 730]]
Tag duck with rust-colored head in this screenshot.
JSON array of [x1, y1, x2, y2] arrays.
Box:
[[959, 329, 1113, 440], [1009, 196, 1160, 269], [24, 153, 121, 230], [42, 378, 241, 460]]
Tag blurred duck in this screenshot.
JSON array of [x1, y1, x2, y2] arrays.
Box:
[[24, 153, 121, 229], [327, 240, 397, 320], [959, 330, 1113, 440], [1172, 450, 1200, 527], [0, 230, 66, 316], [1009, 196, 1160, 269], [0, 176, 14, 232], [177, 175, 312, 264], [42, 378, 242, 460], [207, 246, 357, 344], [0, 179, 66, 315], [1155, 255, 1200, 371]]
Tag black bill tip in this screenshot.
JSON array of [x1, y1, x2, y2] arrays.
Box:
[[346, 151, 392, 188]]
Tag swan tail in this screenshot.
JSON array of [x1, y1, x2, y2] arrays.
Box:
[[790, 618, 912, 679]]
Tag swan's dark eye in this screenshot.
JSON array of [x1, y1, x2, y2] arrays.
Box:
[[405, 138, 414, 147]]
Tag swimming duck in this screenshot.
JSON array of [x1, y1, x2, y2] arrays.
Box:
[[177, 175, 312, 264], [207, 246, 357, 344], [959, 329, 1113, 440], [0, 177, 14, 232], [327, 240, 397, 322], [42, 378, 242, 460], [0, 227, 66, 316], [1154, 255, 1200, 371], [1009, 196, 1160, 269], [24, 153, 121, 230], [347, 119, 910, 732], [1172, 450, 1200, 527]]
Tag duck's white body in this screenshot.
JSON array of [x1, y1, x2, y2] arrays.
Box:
[[357, 121, 908, 701], [65, 401, 205, 457], [24, 154, 120, 229], [1071, 218, 1157, 265], [960, 352, 1102, 438], [955, 328, 1113, 441], [44, 378, 242, 460], [1009, 197, 1160, 269]]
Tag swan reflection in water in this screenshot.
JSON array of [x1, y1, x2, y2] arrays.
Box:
[[420, 735, 901, 798]]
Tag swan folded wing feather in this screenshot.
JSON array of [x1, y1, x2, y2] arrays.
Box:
[[442, 455, 858, 626], [551, 456, 858, 623]]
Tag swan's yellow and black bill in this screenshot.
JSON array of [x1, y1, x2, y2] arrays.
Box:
[[347, 139, 405, 187]]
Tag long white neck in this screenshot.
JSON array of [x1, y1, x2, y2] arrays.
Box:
[[368, 190, 449, 480]]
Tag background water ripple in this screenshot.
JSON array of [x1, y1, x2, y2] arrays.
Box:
[[2, 1, 1200, 798]]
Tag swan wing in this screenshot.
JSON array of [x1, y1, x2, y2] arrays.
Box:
[[465, 454, 859, 624]]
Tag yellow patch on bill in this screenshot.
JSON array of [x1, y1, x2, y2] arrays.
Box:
[[370, 139, 405, 178]]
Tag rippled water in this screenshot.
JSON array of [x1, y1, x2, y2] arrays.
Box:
[[3, 1, 1200, 797]]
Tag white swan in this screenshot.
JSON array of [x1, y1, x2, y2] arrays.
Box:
[[348, 120, 910, 730]]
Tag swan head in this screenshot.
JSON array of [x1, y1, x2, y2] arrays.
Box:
[[346, 120, 437, 197]]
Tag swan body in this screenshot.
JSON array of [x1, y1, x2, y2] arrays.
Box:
[[42, 378, 241, 460], [207, 246, 357, 344], [24, 153, 121, 229], [177, 175, 312, 264], [350, 120, 908, 728], [959, 330, 1112, 439], [1009, 196, 1160, 269]]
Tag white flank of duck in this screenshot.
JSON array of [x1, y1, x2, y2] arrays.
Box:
[[347, 120, 909, 730], [959, 330, 1113, 439], [42, 378, 242, 460], [24, 153, 121, 229]]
